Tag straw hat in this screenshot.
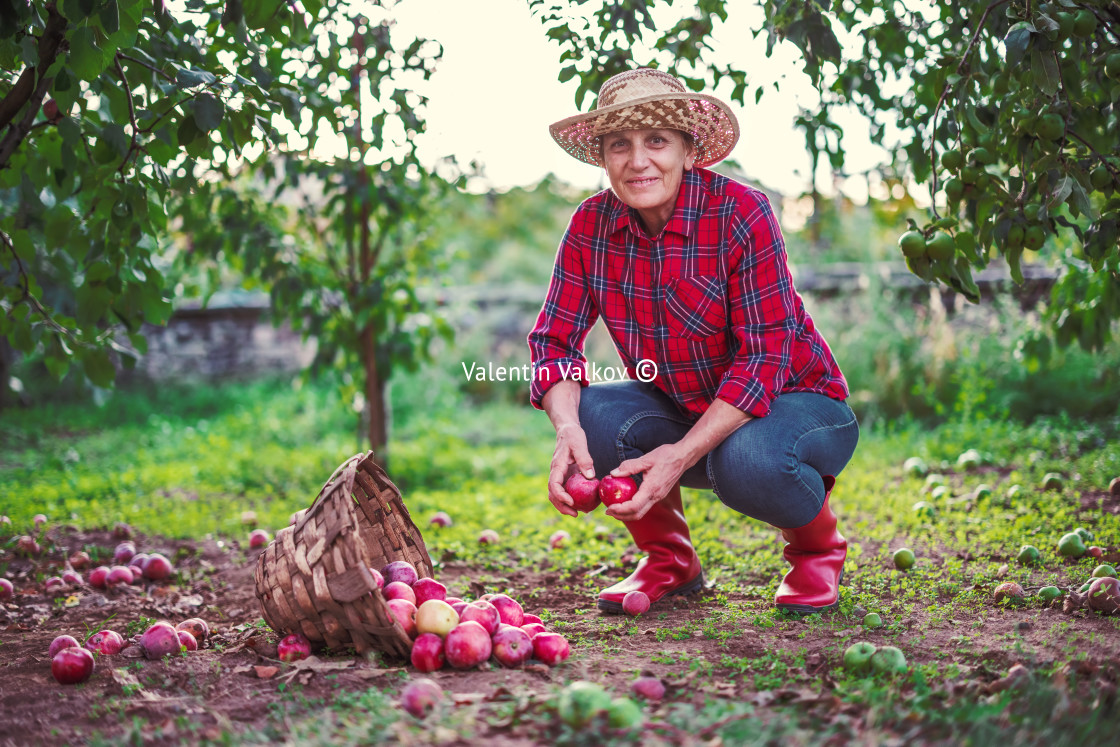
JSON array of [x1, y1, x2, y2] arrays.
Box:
[[549, 68, 740, 168]]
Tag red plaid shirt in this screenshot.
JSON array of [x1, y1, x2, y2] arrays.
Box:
[[528, 167, 849, 419]]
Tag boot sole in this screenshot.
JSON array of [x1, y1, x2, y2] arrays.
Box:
[[774, 570, 845, 616], [596, 572, 706, 614]]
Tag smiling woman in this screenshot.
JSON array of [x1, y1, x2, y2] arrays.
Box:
[[528, 67, 858, 617]]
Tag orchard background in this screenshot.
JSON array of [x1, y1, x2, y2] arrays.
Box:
[[3, 1, 1120, 744]]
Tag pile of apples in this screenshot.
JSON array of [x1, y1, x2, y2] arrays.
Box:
[[278, 560, 572, 671], [48, 617, 211, 685], [66, 540, 176, 592]]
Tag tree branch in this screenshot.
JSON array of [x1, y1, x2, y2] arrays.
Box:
[[117, 53, 177, 84], [114, 55, 141, 176], [0, 4, 70, 169]]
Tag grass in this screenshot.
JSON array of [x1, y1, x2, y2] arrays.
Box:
[[3, 375, 1120, 744]]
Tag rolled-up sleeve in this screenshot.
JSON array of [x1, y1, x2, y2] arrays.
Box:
[[528, 209, 599, 409], [714, 192, 797, 418]]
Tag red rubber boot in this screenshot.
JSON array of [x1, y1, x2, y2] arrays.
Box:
[[597, 484, 705, 613], [774, 476, 846, 614]]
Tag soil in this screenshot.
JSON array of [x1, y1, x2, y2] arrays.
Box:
[[2, 526, 1119, 746]]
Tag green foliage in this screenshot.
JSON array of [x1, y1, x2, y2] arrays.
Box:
[[530, 0, 1120, 353]]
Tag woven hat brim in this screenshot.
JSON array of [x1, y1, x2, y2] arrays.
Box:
[[549, 92, 740, 168]]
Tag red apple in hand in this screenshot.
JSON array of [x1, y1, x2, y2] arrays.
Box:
[[444, 621, 492, 669], [410, 632, 445, 672], [51, 647, 95, 685], [599, 476, 638, 506], [565, 473, 601, 513]]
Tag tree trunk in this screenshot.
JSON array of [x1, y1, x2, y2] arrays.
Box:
[[361, 324, 388, 468]]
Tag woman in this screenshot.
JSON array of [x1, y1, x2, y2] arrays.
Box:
[[528, 68, 858, 615]]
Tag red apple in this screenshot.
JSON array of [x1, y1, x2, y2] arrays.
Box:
[[1088, 546, 1104, 559], [15, 535, 40, 555], [86, 630, 124, 655], [44, 576, 65, 594], [429, 512, 453, 528], [129, 566, 144, 583], [0, 578, 12, 600], [521, 622, 547, 639], [142, 553, 174, 581], [630, 676, 666, 701], [49, 635, 81, 658], [599, 476, 638, 506], [549, 530, 570, 549], [51, 647, 95, 685], [240, 510, 258, 527], [387, 598, 418, 638], [113, 542, 136, 564], [277, 632, 312, 662], [444, 621, 492, 669], [177, 630, 198, 651], [410, 632, 445, 672], [565, 473, 602, 513], [488, 594, 525, 627], [400, 678, 444, 718], [1087, 577, 1120, 614], [0, 515, 9, 529], [177, 618, 210, 643], [522, 613, 543, 625], [128, 552, 148, 569], [69, 551, 91, 569], [62, 570, 82, 586], [369, 568, 384, 590], [460, 601, 500, 635], [478, 529, 500, 544], [450, 601, 469, 616], [139, 622, 183, 659], [382, 561, 419, 587], [415, 600, 459, 638], [491, 626, 533, 668], [444, 596, 463, 606], [112, 522, 132, 539], [33, 514, 48, 528], [89, 566, 110, 589], [412, 578, 447, 606], [623, 590, 650, 616], [384, 581, 417, 605], [532, 632, 570, 666], [249, 529, 271, 549], [106, 566, 133, 587]]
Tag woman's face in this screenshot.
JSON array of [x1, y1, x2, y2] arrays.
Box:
[[602, 128, 695, 236]]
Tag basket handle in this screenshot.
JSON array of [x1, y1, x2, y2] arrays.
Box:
[[292, 451, 372, 533]]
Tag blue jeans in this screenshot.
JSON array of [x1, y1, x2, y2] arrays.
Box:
[[578, 381, 859, 528]]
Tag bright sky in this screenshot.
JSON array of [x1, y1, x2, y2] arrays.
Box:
[[391, 0, 896, 201]]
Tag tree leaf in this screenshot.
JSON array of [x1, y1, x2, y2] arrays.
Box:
[[68, 27, 108, 80], [1031, 49, 1059, 96], [1003, 23, 1033, 68], [193, 93, 224, 131], [176, 67, 217, 89]]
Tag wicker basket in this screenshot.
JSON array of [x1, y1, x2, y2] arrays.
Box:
[[254, 451, 433, 658]]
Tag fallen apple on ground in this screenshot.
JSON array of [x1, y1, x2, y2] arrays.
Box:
[[532, 631, 570, 666], [893, 548, 916, 570], [564, 473, 602, 513], [1037, 586, 1062, 603], [993, 582, 1026, 603], [1087, 577, 1120, 614], [113, 542, 136, 564], [0, 578, 13, 600], [277, 632, 312, 662], [140, 622, 183, 660], [415, 600, 459, 638], [871, 646, 908, 674], [459, 600, 500, 635], [843, 642, 876, 674], [68, 551, 90, 569], [49, 635, 81, 658], [1092, 564, 1117, 579], [549, 530, 570, 549], [88, 566, 110, 589], [177, 618, 209, 643], [178, 630, 198, 651], [412, 578, 447, 606], [902, 456, 927, 477], [491, 625, 533, 668], [1017, 545, 1041, 565], [630, 676, 666, 701], [1058, 532, 1086, 558], [622, 590, 650, 616], [478, 529, 500, 544], [61, 570, 82, 586], [142, 553, 174, 581], [107, 566, 133, 587], [521, 622, 547, 638], [249, 529, 271, 549], [557, 681, 612, 728], [488, 594, 525, 627], [410, 632, 445, 672], [44, 576, 65, 594], [444, 620, 492, 669], [400, 678, 444, 718], [51, 646, 95, 685], [863, 612, 883, 628], [85, 630, 124, 655], [1041, 473, 1064, 491], [429, 511, 453, 528]]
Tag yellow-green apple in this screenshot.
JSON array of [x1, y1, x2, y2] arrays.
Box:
[[843, 642, 876, 674], [416, 600, 459, 638]]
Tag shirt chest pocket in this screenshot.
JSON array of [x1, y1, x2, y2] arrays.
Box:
[[663, 275, 728, 340]]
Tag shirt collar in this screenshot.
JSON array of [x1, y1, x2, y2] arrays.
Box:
[[608, 168, 710, 240]]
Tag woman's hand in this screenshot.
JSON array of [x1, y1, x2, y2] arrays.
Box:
[[604, 443, 691, 522], [547, 423, 596, 517]]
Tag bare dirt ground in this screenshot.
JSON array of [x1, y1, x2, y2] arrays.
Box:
[[2, 526, 1119, 746]]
